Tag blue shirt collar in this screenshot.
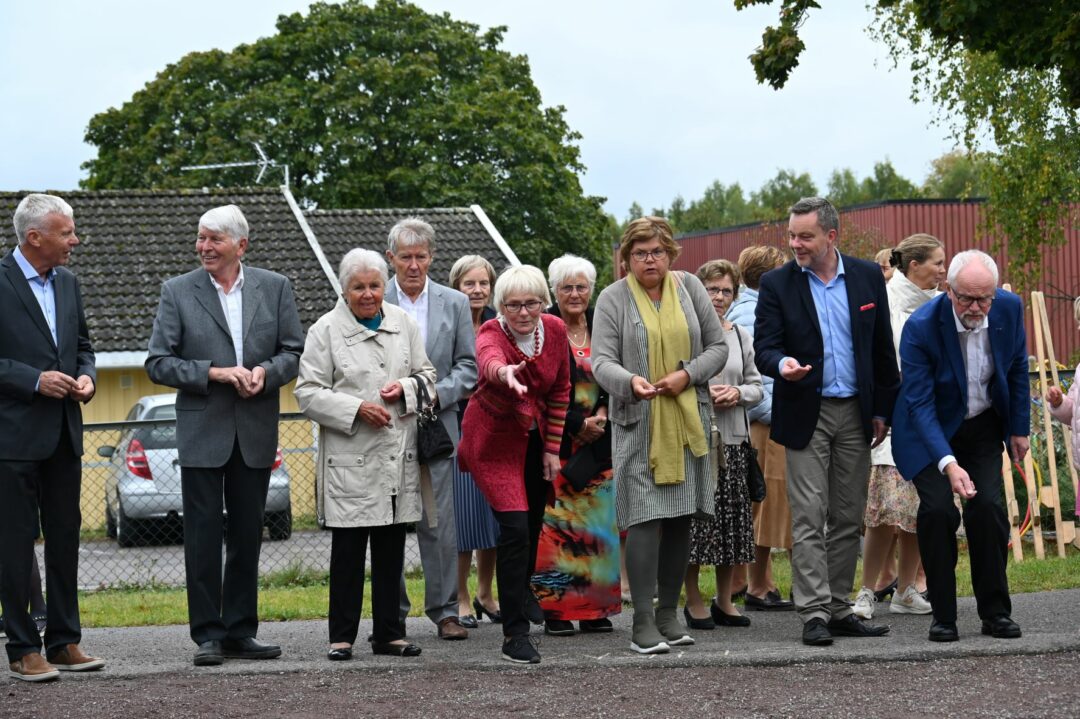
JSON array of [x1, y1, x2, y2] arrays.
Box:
[[13, 245, 55, 283]]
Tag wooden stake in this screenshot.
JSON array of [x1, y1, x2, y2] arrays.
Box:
[[1001, 450, 1024, 560], [1031, 291, 1067, 558]]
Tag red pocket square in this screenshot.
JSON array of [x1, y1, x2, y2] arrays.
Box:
[[860, 302, 876, 311]]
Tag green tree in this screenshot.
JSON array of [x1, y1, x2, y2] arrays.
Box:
[[680, 181, 754, 231], [751, 169, 818, 220], [922, 150, 992, 199], [82, 0, 609, 273], [862, 159, 920, 201], [827, 168, 870, 208]]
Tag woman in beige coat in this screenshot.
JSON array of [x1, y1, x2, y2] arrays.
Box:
[[295, 248, 437, 661]]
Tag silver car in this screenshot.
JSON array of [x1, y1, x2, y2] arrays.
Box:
[[99, 394, 292, 547]]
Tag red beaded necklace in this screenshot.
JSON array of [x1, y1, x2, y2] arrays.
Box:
[[502, 321, 542, 364]]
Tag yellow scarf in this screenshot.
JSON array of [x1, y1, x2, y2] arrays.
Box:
[[627, 271, 708, 485]]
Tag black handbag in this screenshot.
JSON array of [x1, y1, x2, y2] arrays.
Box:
[[734, 327, 766, 503], [411, 375, 453, 464], [561, 424, 613, 493]]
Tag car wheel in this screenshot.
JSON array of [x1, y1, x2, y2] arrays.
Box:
[[105, 500, 117, 539], [116, 501, 143, 548], [267, 505, 292, 541]]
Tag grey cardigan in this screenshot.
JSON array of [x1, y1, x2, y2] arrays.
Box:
[[592, 271, 728, 427]]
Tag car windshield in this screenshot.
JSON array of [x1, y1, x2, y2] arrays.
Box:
[[133, 403, 178, 450]]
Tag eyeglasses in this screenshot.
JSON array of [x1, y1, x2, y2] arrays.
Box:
[[706, 287, 734, 298], [630, 248, 668, 262], [503, 300, 543, 314], [557, 284, 590, 295], [953, 292, 994, 308]]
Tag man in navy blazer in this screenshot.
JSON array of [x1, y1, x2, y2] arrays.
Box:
[[755, 197, 899, 646], [1, 194, 104, 681], [891, 250, 1028, 642]]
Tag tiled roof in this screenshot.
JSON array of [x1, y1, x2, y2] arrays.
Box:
[[0, 188, 336, 353], [305, 207, 516, 288]]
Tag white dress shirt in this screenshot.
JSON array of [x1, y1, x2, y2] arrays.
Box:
[[208, 264, 245, 367], [937, 310, 992, 473], [394, 276, 430, 344]]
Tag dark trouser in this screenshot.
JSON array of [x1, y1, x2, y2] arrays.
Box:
[[329, 522, 407, 645], [913, 410, 1011, 624], [493, 430, 550, 638], [0, 424, 82, 663], [181, 439, 271, 646]]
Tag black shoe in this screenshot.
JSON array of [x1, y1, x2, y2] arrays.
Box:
[[193, 640, 224, 666], [525, 596, 544, 625], [928, 620, 959, 642], [710, 599, 751, 627], [473, 598, 503, 624], [221, 637, 282, 659], [827, 614, 890, 638], [802, 618, 833, 646], [327, 646, 352, 661], [683, 605, 715, 630], [544, 619, 576, 636], [730, 587, 747, 602], [981, 615, 1021, 638], [371, 641, 422, 657], [501, 634, 541, 664], [744, 590, 795, 611], [459, 614, 479, 629], [873, 578, 898, 603], [579, 618, 613, 633]]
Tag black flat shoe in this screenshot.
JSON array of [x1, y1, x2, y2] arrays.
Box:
[[981, 615, 1021, 638], [730, 587, 747, 602], [579, 618, 613, 633], [873, 579, 898, 603], [929, 620, 959, 642], [327, 646, 352, 661], [744, 590, 795, 611], [221, 637, 282, 660], [827, 614, 890, 637], [544, 619, 576, 636], [371, 641, 422, 657], [802, 618, 833, 646], [683, 605, 716, 630], [710, 601, 751, 627], [473, 598, 503, 624], [459, 614, 479, 629]]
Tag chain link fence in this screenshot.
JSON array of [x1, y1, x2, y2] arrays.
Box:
[[76, 412, 422, 590]]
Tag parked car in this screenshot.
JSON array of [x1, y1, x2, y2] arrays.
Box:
[[98, 394, 292, 546]]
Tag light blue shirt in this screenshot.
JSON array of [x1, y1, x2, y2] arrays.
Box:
[[780, 251, 857, 398], [14, 245, 58, 346]]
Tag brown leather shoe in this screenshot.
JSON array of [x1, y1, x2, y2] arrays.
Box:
[[437, 616, 468, 640], [47, 644, 106, 672], [9, 652, 60, 682]]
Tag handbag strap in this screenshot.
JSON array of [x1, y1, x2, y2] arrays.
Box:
[[732, 325, 751, 438], [404, 373, 433, 413]]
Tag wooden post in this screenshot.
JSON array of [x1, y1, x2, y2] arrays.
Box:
[[1021, 293, 1046, 559], [1001, 450, 1024, 560], [1032, 291, 1071, 556]]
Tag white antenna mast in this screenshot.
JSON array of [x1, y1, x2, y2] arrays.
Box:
[[180, 142, 290, 185]]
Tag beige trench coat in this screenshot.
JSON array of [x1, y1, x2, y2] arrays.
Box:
[[295, 300, 437, 528]]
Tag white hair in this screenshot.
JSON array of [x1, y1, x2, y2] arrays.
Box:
[[13, 193, 73, 244], [493, 265, 551, 313], [387, 217, 435, 254], [547, 253, 597, 293], [199, 205, 249, 246], [339, 248, 388, 288], [947, 249, 999, 287]]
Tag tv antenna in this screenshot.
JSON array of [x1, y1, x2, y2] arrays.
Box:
[[180, 142, 289, 185]]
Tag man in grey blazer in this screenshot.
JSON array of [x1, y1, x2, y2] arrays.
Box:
[[385, 218, 478, 640], [1, 194, 103, 682], [146, 205, 303, 666]]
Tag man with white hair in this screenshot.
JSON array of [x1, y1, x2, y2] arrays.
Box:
[[384, 217, 478, 640], [1, 194, 101, 682], [891, 250, 1028, 643], [146, 204, 304, 666]]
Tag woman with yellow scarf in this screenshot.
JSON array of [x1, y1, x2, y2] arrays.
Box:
[[592, 217, 728, 654]]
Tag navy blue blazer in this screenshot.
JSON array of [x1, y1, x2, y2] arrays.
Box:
[[891, 289, 1029, 480], [753, 254, 899, 450]]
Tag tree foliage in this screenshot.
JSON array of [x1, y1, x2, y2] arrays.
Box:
[[751, 169, 818, 219], [827, 160, 920, 207], [82, 0, 609, 272], [921, 150, 991, 199]]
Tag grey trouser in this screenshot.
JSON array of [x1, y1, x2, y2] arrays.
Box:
[[399, 455, 459, 625]]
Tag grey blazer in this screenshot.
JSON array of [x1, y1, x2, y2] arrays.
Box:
[[145, 266, 304, 468], [592, 271, 728, 428], [385, 279, 477, 446]]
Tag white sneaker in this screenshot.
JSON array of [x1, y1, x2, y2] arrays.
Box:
[[890, 584, 932, 614], [852, 587, 876, 620]]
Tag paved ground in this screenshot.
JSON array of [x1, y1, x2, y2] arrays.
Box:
[[5, 589, 1080, 717]]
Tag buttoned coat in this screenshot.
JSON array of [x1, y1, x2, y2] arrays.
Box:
[[145, 266, 304, 468], [295, 301, 437, 527]]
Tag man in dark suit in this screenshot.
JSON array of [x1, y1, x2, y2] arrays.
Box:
[[146, 205, 304, 666], [754, 197, 899, 646], [1, 194, 104, 681], [384, 217, 478, 640], [891, 250, 1027, 642]]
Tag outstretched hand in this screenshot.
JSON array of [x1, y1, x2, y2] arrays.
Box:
[[499, 361, 528, 398], [780, 357, 811, 381]]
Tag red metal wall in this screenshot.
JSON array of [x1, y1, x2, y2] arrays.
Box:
[[663, 200, 1080, 363]]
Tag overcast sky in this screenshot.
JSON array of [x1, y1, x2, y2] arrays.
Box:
[[0, 0, 954, 221]]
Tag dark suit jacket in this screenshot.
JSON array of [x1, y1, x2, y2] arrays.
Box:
[[145, 266, 303, 469], [753, 254, 899, 450], [891, 289, 1029, 480], [0, 250, 95, 461]]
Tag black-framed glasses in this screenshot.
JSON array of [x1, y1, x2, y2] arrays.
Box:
[[503, 300, 543, 314], [953, 291, 994, 308], [706, 287, 734, 298], [630, 248, 667, 262]]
